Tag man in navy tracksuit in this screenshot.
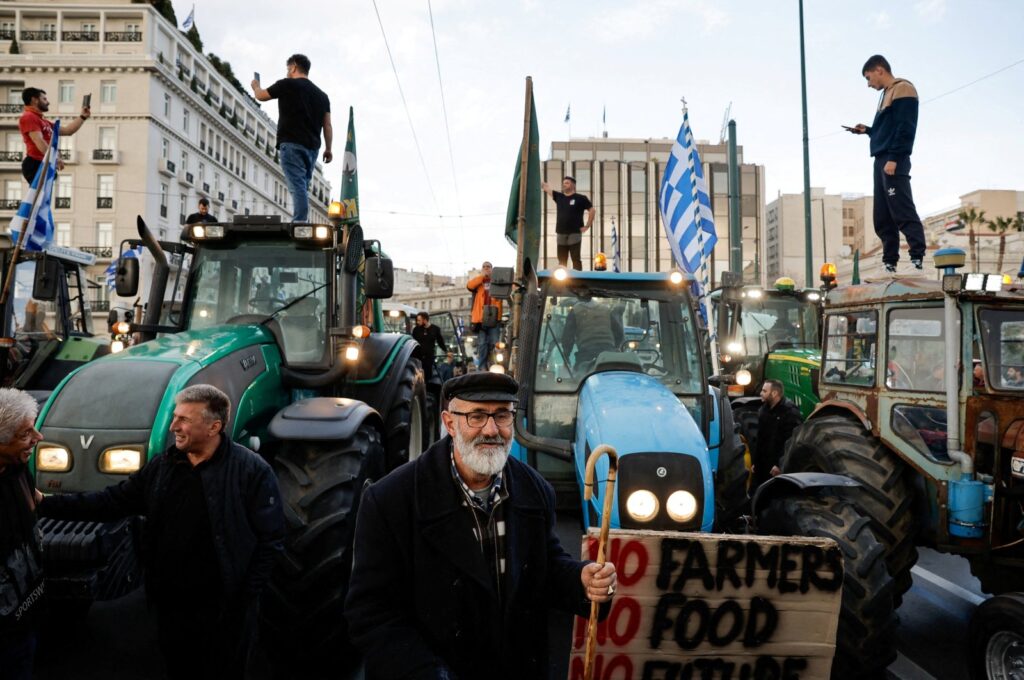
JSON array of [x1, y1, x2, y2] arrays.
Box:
[[848, 54, 926, 274]]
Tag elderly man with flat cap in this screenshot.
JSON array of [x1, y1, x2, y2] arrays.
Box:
[[346, 372, 616, 679]]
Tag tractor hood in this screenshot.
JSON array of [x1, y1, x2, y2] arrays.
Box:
[[574, 371, 714, 532], [35, 323, 280, 494]]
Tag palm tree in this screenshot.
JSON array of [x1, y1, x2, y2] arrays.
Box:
[[986, 216, 1014, 273], [958, 207, 986, 270]]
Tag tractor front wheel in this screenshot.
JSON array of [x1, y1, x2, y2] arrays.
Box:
[[969, 592, 1024, 680], [758, 494, 898, 679], [383, 359, 429, 471], [262, 422, 385, 676]]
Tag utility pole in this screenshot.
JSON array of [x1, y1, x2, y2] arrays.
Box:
[[727, 120, 742, 275], [799, 0, 813, 286]]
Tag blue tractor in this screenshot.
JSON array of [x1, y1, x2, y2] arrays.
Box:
[[492, 263, 748, 532]]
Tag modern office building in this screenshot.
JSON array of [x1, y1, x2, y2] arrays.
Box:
[[542, 137, 766, 284], [0, 0, 332, 317]]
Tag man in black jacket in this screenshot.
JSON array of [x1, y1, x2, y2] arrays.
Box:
[[411, 311, 448, 382], [752, 379, 804, 489], [346, 372, 616, 680], [39, 384, 284, 679]]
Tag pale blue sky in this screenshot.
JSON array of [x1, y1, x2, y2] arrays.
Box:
[[195, 0, 1024, 274]]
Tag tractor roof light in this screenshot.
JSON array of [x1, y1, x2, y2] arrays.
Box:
[[805, 291, 822, 302], [191, 224, 225, 240], [985, 274, 1004, 293], [820, 262, 838, 289], [669, 271, 685, 285], [552, 267, 569, 282], [964, 273, 986, 292], [387, 309, 402, 318], [726, 341, 743, 354], [744, 288, 763, 300], [293, 225, 332, 241], [327, 201, 345, 219], [594, 253, 608, 271], [774, 276, 796, 291]]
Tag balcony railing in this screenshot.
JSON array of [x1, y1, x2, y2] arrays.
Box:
[[89, 299, 111, 312], [185, 172, 194, 184], [59, 149, 72, 161], [62, 31, 99, 41], [92, 148, 115, 161], [96, 196, 113, 209], [80, 246, 112, 258], [218, 192, 225, 202], [159, 205, 167, 218], [0, 104, 22, 114], [20, 30, 56, 41], [0, 150, 22, 162], [202, 182, 210, 193], [0, 30, 14, 40], [55, 197, 71, 209], [105, 31, 141, 42], [231, 200, 238, 210], [0, 199, 20, 210]]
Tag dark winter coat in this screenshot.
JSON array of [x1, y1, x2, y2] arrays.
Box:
[[346, 437, 598, 680], [38, 434, 284, 603], [754, 398, 804, 487]]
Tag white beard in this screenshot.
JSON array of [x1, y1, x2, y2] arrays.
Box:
[[454, 428, 511, 477]]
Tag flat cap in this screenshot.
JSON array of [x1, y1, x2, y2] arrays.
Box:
[[442, 371, 519, 404]]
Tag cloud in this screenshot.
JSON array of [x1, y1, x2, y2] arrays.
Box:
[[586, 0, 729, 43], [914, 0, 947, 21], [870, 11, 891, 29]]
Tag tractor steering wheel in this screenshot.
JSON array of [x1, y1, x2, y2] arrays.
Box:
[[248, 296, 286, 315]]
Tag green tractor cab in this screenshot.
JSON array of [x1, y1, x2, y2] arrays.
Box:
[[34, 214, 428, 671]]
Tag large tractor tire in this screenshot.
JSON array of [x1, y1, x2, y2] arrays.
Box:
[[263, 422, 386, 676], [383, 359, 429, 471], [715, 397, 750, 531], [759, 494, 898, 679], [969, 592, 1024, 680], [782, 414, 918, 605], [733, 401, 760, 459]]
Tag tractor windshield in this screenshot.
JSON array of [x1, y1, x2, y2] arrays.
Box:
[[979, 308, 1024, 391], [186, 240, 329, 363], [534, 283, 703, 395], [730, 293, 820, 357]]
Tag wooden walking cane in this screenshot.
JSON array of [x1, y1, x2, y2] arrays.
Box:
[[582, 444, 618, 680]]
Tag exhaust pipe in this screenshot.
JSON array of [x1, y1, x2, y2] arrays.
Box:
[[137, 216, 169, 342]]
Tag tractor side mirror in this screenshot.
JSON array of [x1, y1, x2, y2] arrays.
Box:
[[489, 267, 514, 300], [32, 256, 59, 301], [115, 257, 140, 297], [364, 256, 394, 299]]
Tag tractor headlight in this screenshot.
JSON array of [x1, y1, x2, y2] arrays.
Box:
[[726, 341, 743, 354], [495, 352, 504, 363], [110, 340, 125, 353], [625, 490, 659, 522], [36, 446, 71, 472], [488, 363, 506, 374], [669, 271, 685, 285], [99, 447, 142, 474], [553, 267, 569, 282], [666, 490, 698, 523], [736, 369, 752, 386], [191, 225, 224, 239], [344, 345, 360, 361], [806, 291, 822, 302]]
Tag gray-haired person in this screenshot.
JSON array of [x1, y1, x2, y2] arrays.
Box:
[[39, 384, 285, 679], [0, 389, 44, 680]]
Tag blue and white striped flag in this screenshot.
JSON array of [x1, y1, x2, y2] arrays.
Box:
[[610, 221, 621, 273], [9, 120, 59, 252], [104, 246, 143, 291], [181, 7, 195, 31], [658, 109, 717, 274]]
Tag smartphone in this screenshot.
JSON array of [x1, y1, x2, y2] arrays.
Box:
[[83, 93, 91, 109], [254, 72, 260, 83], [842, 125, 857, 132]]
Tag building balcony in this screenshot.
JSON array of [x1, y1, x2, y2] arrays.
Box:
[[178, 170, 194, 187], [0, 150, 22, 163], [198, 182, 210, 196], [231, 200, 238, 210], [0, 104, 21, 114], [89, 299, 110, 312], [20, 30, 56, 41], [157, 158, 176, 176], [0, 30, 14, 40], [218, 192, 225, 202], [105, 31, 141, 42], [62, 31, 99, 42], [0, 199, 20, 211], [59, 150, 77, 164], [80, 246, 113, 259], [159, 205, 167, 218], [199, 140, 206, 152], [96, 196, 113, 209], [92, 148, 119, 164], [55, 197, 71, 209]]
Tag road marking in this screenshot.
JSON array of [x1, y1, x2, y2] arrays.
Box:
[[911, 565, 987, 606], [888, 651, 938, 680]]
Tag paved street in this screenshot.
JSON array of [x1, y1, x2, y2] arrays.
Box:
[[33, 518, 984, 680]]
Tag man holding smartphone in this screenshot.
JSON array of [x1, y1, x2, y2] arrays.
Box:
[[250, 54, 332, 222], [845, 54, 926, 274], [18, 87, 90, 182]]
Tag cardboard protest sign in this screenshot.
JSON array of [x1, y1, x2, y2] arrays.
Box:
[[569, 530, 842, 680]]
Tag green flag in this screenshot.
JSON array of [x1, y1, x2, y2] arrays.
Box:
[[852, 249, 861, 284], [339, 106, 358, 223], [504, 91, 541, 268]]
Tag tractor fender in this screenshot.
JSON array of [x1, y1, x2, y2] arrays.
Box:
[[808, 398, 873, 433], [269, 397, 383, 442], [750, 472, 861, 517], [731, 395, 762, 409], [345, 333, 420, 422]]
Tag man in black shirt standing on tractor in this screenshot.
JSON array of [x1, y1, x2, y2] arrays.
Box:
[[543, 176, 595, 270]]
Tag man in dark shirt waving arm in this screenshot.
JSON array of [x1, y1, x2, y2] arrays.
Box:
[[251, 54, 332, 222]]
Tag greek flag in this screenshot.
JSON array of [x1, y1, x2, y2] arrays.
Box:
[[9, 121, 59, 252], [104, 246, 142, 291], [182, 7, 195, 31], [658, 110, 717, 274], [611, 221, 621, 273], [564, 104, 570, 124]]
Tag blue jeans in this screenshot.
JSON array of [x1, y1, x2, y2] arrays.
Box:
[[279, 143, 318, 222], [476, 325, 500, 368]]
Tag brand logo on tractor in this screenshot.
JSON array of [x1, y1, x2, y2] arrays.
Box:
[[240, 354, 257, 371], [656, 467, 668, 478], [80, 434, 95, 449]]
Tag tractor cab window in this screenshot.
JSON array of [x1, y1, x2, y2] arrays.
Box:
[[6, 262, 58, 384], [978, 308, 1024, 391], [534, 285, 703, 396], [187, 240, 329, 364], [729, 293, 820, 356], [823, 311, 877, 387], [885, 307, 950, 392]]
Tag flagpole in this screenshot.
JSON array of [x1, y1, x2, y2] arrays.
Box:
[[509, 76, 533, 375], [1, 135, 54, 305]]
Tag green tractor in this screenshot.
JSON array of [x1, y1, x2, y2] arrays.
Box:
[[33, 214, 428, 669], [756, 249, 1024, 677], [711, 270, 826, 455], [0, 236, 109, 399]]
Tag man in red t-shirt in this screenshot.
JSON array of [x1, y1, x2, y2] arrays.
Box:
[[18, 87, 90, 183]]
